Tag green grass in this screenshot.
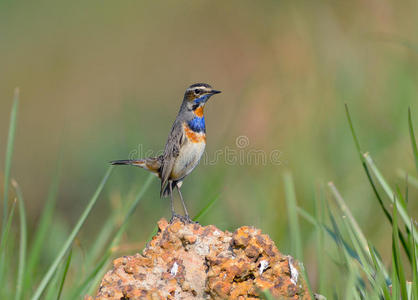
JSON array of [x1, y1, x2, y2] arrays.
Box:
[[31, 166, 114, 300], [281, 106, 418, 299], [0, 92, 156, 299], [284, 171, 302, 261], [2, 88, 19, 228], [13, 179, 26, 300], [0, 96, 417, 299], [409, 107, 418, 174], [22, 158, 62, 299]]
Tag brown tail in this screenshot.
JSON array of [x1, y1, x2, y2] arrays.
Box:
[[111, 157, 162, 177], [111, 159, 146, 167]]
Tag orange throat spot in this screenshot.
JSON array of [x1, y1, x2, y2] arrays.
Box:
[[194, 106, 204, 117], [184, 124, 206, 143]]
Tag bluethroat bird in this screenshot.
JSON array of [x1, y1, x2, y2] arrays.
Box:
[[111, 83, 221, 222]]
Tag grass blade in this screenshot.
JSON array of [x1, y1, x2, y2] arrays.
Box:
[[364, 153, 418, 244], [71, 253, 109, 298], [74, 224, 127, 298], [328, 182, 368, 252], [56, 249, 72, 300], [2, 88, 19, 229], [86, 174, 153, 268], [392, 199, 408, 299], [395, 186, 412, 262], [368, 242, 391, 299], [346, 105, 417, 251], [326, 207, 354, 296], [363, 153, 396, 205], [299, 262, 315, 299], [0, 199, 17, 291], [344, 270, 357, 300], [410, 219, 418, 299], [112, 174, 154, 246], [12, 180, 27, 300], [43, 265, 60, 300], [86, 228, 127, 296], [314, 183, 326, 295], [0, 199, 16, 255], [74, 174, 154, 298], [342, 217, 374, 282], [408, 107, 418, 174], [345, 105, 394, 235], [84, 215, 115, 267], [283, 171, 302, 261], [328, 181, 393, 287], [296, 206, 317, 226], [193, 193, 220, 222], [31, 166, 113, 300], [326, 205, 360, 263], [345, 104, 363, 161], [330, 184, 375, 281], [24, 159, 62, 296], [397, 170, 418, 189], [391, 251, 400, 299], [117, 174, 153, 227]]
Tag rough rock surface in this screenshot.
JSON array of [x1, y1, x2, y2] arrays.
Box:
[[92, 218, 311, 299]]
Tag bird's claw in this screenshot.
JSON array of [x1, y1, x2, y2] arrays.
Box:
[[184, 215, 198, 224], [169, 213, 184, 223], [169, 214, 198, 224]]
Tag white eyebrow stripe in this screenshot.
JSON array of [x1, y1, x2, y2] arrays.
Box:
[[187, 86, 210, 92]]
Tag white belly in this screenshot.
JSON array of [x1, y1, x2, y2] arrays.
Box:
[[171, 141, 206, 181]]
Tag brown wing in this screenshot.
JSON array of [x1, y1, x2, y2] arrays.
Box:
[[160, 120, 185, 197]]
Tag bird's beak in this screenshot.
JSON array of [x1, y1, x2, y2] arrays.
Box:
[[210, 90, 221, 95]]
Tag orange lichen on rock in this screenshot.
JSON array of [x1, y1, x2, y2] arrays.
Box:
[[93, 218, 311, 299]]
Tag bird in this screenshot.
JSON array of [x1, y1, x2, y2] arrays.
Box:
[[111, 83, 221, 222]]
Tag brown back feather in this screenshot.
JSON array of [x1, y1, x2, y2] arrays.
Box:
[[159, 120, 185, 197]]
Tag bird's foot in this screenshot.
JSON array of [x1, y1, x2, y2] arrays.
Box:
[[184, 215, 198, 224], [170, 213, 185, 223], [169, 214, 198, 224]]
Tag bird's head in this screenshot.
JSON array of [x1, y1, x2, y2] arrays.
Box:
[[183, 83, 221, 108]]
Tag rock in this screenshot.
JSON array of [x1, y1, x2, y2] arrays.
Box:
[[93, 218, 311, 299]]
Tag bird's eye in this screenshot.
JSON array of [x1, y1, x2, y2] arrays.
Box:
[[194, 89, 201, 95]]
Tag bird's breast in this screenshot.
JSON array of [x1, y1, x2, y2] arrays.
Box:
[[184, 123, 206, 143], [170, 124, 206, 181]]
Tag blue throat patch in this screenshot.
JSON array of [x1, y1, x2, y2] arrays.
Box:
[[194, 94, 210, 105], [188, 116, 206, 133]]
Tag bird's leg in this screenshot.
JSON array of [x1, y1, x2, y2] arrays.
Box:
[[177, 185, 195, 223], [176, 186, 189, 218], [169, 181, 178, 223], [169, 182, 184, 223]]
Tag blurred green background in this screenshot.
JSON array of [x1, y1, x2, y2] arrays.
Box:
[[0, 0, 417, 295]]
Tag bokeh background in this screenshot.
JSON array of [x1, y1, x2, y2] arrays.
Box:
[[0, 0, 417, 295]]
